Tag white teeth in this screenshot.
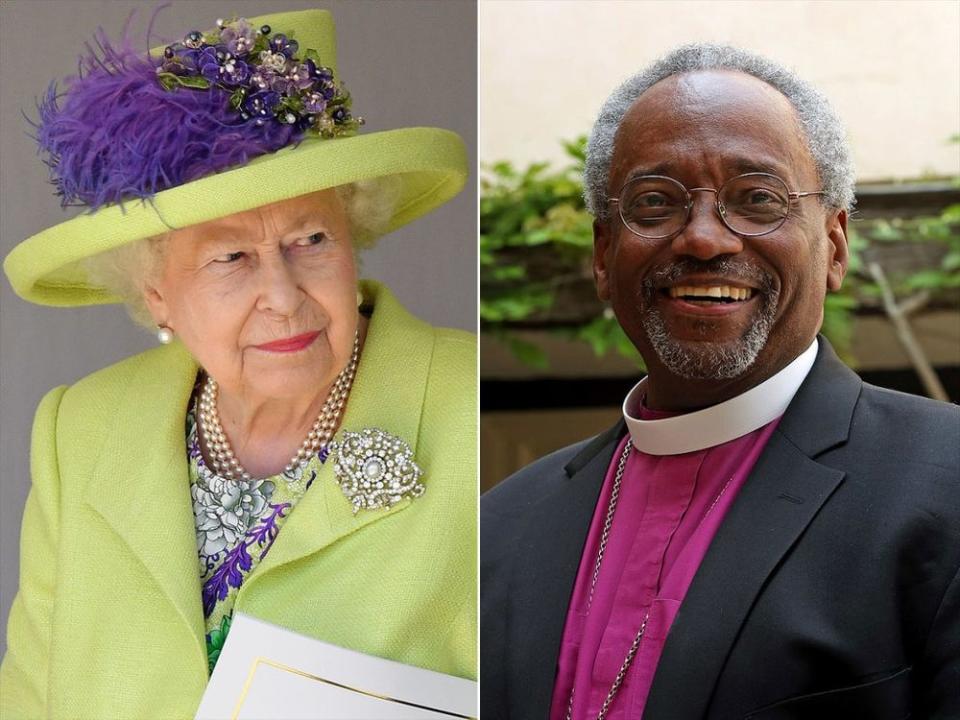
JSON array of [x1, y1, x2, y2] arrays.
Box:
[[668, 285, 754, 300]]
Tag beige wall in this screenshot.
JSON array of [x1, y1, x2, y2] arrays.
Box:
[[480, 0, 960, 181]]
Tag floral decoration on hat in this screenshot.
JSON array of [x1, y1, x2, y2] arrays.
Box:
[[32, 15, 362, 212], [157, 17, 361, 138]]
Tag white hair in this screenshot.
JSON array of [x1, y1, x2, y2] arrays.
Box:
[[83, 178, 400, 329], [584, 43, 856, 221]]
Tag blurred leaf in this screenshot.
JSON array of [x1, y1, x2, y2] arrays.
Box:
[[941, 203, 960, 222], [480, 291, 552, 322], [871, 220, 903, 242], [904, 270, 952, 290], [573, 316, 644, 367], [942, 251, 960, 272], [504, 336, 549, 369], [489, 265, 526, 281], [490, 161, 516, 178]]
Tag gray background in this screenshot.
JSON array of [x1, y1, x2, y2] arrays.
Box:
[[0, 0, 477, 655]]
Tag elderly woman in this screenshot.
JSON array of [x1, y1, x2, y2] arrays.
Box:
[[0, 8, 475, 719]]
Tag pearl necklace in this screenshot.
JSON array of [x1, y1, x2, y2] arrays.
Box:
[[198, 331, 360, 480]]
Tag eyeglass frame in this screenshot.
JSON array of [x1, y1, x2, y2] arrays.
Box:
[[606, 172, 826, 240]]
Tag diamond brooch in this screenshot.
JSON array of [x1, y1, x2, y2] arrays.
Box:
[[330, 428, 424, 514]]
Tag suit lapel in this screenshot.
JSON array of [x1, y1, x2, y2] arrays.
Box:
[[238, 281, 433, 590], [82, 341, 207, 665], [510, 422, 626, 720], [644, 339, 862, 719], [642, 433, 844, 719]]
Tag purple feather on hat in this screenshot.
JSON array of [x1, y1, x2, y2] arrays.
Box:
[[31, 18, 302, 211]]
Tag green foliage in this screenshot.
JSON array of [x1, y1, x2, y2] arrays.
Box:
[[229, 88, 247, 111], [481, 136, 960, 370], [843, 205, 960, 298], [481, 137, 614, 365], [565, 314, 643, 366], [276, 94, 305, 115], [156, 71, 211, 91], [479, 291, 552, 323]]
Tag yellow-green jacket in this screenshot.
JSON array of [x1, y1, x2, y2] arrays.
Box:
[[0, 282, 477, 719]]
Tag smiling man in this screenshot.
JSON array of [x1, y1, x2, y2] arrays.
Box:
[[481, 44, 959, 720]]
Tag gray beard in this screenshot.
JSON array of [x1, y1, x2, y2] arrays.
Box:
[[637, 259, 780, 380]]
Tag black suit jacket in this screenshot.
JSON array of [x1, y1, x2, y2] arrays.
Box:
[[481, 340, 960, 719]]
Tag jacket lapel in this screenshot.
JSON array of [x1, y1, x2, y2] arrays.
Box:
[[510, 422, 626, 720], [82, 341, 207, 665], [239, 281, 433, 588], [643, 339, 861, 719]]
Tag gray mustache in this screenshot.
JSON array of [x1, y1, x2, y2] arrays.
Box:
[[642, 258, 776, 295]]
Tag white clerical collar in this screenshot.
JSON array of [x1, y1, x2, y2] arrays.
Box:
[[623, 339, 819, 456]]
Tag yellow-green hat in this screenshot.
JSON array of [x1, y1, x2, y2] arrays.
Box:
[[3, 8, 467, 307]]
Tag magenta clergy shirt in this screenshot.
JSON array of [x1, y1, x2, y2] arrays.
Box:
[[548, 407, 782, 720]]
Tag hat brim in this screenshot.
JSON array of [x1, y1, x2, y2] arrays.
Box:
[[4, 126, 466, 306]]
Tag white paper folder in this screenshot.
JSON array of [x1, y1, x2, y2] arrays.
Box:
[[194, 612, 477, 719]]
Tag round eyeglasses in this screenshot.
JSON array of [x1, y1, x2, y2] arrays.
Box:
[[607, 172, 825, 239]]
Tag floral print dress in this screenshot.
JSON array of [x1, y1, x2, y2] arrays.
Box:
[[186, 396, 328, 673]]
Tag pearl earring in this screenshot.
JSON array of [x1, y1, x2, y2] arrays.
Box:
[[157, 325, 174, 344], [356, 289, 364, 307]]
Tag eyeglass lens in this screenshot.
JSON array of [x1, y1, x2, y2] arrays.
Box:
[[618, 173, 791, 238]]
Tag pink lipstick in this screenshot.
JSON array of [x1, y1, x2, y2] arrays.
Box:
[[254, 331, 320, 353]]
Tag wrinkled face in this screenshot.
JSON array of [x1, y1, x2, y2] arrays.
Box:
[[144, 189, 357, 402], [594, 70, 847, 393]]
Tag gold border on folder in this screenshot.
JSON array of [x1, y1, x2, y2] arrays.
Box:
[[230, 656, 476, 719]]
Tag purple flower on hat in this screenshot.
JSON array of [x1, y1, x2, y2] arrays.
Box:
[[309, 62, 334, 84], [316, 80, 337, 101], [248, 70, 271, 91], [332, 106, 349, 124], [270, 33, 299, 58], [288, 63, 315, 91], [304, 91, 327, 114], [220, 19, 256, 56], [197, 47, 221, 83], [243, 90, 280, 119], [221, 58, 250, 87], [268, 75, 298, 96]]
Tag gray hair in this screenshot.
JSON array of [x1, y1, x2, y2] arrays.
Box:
[[584, 43, 856, 221], [83, 177, 400, 329]]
